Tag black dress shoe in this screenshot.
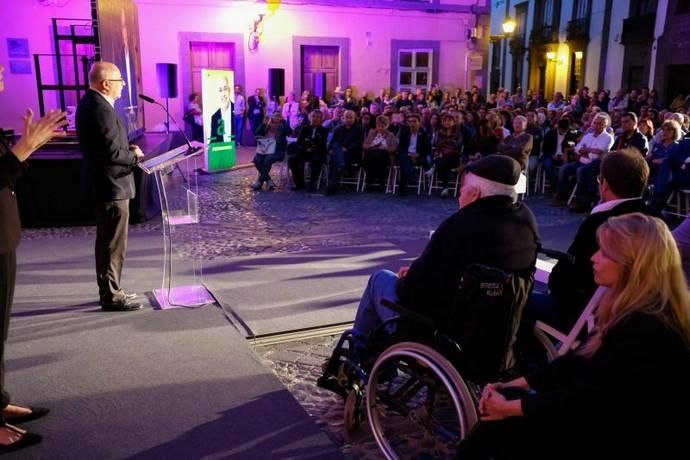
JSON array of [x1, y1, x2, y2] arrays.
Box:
[[0, 425, 42, 454], [101, 300, 144, 312], [2, 406, 49, 424]]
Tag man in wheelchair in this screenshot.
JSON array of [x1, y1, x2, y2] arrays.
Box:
[[319, 156, 540, 405]]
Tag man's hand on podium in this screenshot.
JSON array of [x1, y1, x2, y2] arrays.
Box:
[[129, 144, 145, 159]]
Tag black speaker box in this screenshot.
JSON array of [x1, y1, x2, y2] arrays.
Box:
[[268, 68, 285, 99], [156, 63, 178, 98]]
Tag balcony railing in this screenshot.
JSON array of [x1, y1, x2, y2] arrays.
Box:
[[566, 17, 590, 41], [530, 25, 558, 45], [621, 13, 656, 44], [509, 34, 527, 55]]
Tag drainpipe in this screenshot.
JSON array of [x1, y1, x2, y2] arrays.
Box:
[[597, 0, 613, 90]]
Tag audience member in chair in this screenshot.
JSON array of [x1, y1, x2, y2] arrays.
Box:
[[326, 110, 364, 195], [349, 156, 539, 361], [397, 113, 431, 196], [288, 109, 328, 191], [553, 113, 614, 210], [496, 115, 533, 170], [362, 115, 398, 189], [251, 111, 289, 191], [460, 213, 690, 460], [537, 149, 658, 331], [542, 117, 579, 189]]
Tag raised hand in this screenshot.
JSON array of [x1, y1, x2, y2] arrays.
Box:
[[12, 108, 68, 161]]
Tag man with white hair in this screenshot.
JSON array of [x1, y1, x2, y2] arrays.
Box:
[[76, 61, 144, 311], [348, 155, 540, 358], [553, 112, 614, 211]]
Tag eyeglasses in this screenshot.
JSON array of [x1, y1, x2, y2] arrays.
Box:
[[104, 78, 126, 85], [596, 174, 603, 184]]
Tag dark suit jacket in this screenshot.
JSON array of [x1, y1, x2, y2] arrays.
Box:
[[296, 125, 329, 162], [614, 129, 649, 155], [0, 136, 25, 253], [397, 127, 431, 160], [548, 198, 659, 327], [542, 128, 580, 158], [76, 89, 137, 201], [210, 108, 232, 143]]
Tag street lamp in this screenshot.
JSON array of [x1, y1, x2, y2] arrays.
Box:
[[501, 16, 517, 90]]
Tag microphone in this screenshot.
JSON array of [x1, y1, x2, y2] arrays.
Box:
[[138, 93, 201, 155]]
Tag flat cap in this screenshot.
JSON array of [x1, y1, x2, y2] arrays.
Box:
[[465, 154, 521, 186]]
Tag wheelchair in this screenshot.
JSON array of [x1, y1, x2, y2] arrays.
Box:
[[317, 264, 535, 459]]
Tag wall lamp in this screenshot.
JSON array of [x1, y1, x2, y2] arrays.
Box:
[[248, 3, 267, 53], [546, 51, 557, 61]]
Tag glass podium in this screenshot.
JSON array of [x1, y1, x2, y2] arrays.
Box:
[[138, 141, 215, 309]]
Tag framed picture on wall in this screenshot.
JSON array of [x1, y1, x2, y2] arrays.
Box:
[[7, 38, 30, 58]]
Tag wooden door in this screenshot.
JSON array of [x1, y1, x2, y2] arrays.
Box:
[[190, 41, 235, 95], [301, 45, 339, 99]]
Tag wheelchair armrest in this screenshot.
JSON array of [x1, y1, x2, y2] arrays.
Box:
[[538, 247, 574, 264], [381, 298, 434, 327]]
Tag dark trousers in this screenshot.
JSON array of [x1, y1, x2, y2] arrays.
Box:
[[362, 150, 391, 188], [289, 150, 324, 190], [434, 154, 460, 187], [95, 199, 130, 304], [0, 251, 16, 418], [253, 153, 282, 183]]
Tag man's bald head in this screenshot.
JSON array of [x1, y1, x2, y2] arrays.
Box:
[[89, 61, 125, 100]]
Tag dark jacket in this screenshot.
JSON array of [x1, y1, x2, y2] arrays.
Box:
[[247, 95, 266, 119], [76, 89, 137, 201], [210, 108, 231, 143], [541, 128, 580, 159], [497, 132, 533, 169], [254, 120, 290, 161], [613, 129, 649, 156], [331, 123, 364, 163], [397, 195, 540, 320], [548, 199, 659, 328], [397, 127, 431, 160], [520, 312, 690, 459], [0, 137, 26, 253], [296, 125, 329, 162]]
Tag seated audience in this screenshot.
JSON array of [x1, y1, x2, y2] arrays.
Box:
[[349, 156, 539, 360], [650, 137, 690, 209], [496, 115, 533, 169], [326, 110, 364, 195], [362, 115, 398, 189], [459, 213, 690, 460], [554, 113, 614, 211], [542, 118, 579, 189], [646, 119, 682, 177], [396, 112, 431, 196], [288, 109, 328, 191], [431, 113, 463, 196], [251, 111, 290, 191], [539, 149, 658, 330]]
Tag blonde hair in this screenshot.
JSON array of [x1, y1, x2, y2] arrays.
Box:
[[580, 213, 690, 356]]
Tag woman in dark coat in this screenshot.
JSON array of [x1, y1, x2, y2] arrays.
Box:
[[459, 213, 690, 459], [0, 64, 67, 452]]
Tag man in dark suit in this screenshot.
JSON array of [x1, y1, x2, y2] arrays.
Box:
[[0, 63, 66, 451], [396, 113, 431, 196], [540, 149, 659, 329], [542, 117, 579, 193], [76, 61, 144, 312]]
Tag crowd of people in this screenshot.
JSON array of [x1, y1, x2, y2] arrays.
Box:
[[194, 83, 690, 208]]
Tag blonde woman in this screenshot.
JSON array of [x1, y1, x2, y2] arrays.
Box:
[[459, 213, 690, 459]]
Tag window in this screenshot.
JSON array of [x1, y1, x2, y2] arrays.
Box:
[[677, 0, 690, 14], [630, 0, 657, 16], [534, 0, 557, 27], [572, 0, 590, 20], [397, 49, 432, 92]]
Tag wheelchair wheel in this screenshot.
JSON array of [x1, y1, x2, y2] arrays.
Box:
[[365, 342, 479, 459], [343, 383, 364, 432]]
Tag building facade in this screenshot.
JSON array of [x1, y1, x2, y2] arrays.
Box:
[[0, 0, 492, 132], [489, 0, 689, 104]]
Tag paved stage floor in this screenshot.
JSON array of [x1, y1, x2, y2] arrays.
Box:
[[6, 157, 585, 458]]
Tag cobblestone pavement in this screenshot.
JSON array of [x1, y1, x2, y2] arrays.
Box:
[[21, 161, 585, 458]]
